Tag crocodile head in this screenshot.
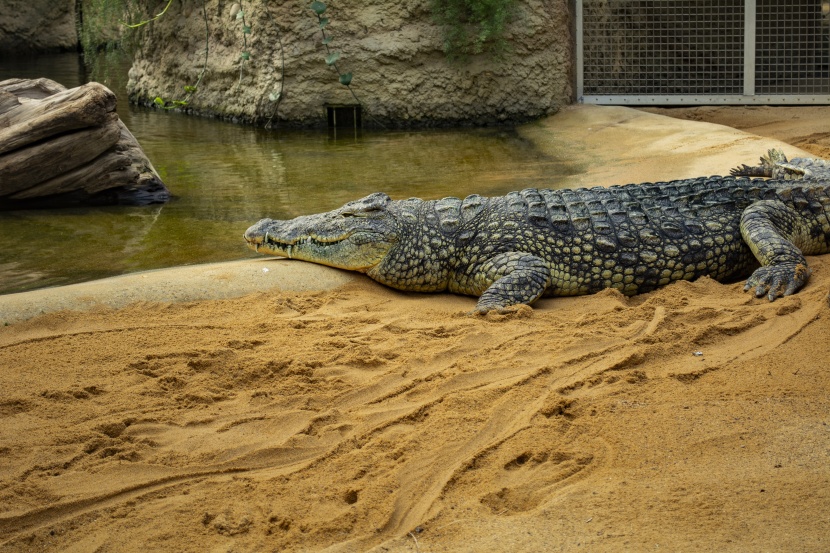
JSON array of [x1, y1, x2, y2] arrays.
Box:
[[244, 193, 398, 272]]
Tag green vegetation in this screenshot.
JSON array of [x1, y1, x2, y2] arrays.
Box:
[[262, 5, 285, 128], [76, 0, 141, 82], [155, 0, 209, 109], [430, 0, 517, 60], [234, 4, 251, 89], [309, 2, 360, 101], [122, 0, 173, 28]]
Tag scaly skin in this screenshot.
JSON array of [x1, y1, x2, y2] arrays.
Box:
[[732, 148, 830, 180], [244, 175, 830, 313]]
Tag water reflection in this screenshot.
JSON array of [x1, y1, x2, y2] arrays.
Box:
[[0, 53, 576, 295]]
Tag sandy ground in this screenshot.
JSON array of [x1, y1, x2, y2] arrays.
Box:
[[643, 105, 830, 159], [1, 105, 830, 552]]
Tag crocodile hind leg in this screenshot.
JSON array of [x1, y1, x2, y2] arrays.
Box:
[[740, 200, 815, 300], [466, 252, 551, 314], [731, 148, 817, 180], [731, 149, 789, 178]]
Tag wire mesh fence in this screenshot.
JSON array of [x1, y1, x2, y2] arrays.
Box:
[[756, 0, 830, 94], [579, 0, 830, 102]]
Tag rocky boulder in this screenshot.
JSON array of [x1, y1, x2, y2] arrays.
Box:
[[126, 0, 573, 127], [0, 0, 78, 53]]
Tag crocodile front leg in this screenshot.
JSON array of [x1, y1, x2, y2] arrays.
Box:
[[460, 252, 551, 314], [740, 200, 815, 300]]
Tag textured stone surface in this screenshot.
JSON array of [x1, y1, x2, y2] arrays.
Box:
[[0, 0, 78, 53], [126, 0, 573, 127]]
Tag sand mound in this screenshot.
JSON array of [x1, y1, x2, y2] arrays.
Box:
[[643, 105, 830, 159]]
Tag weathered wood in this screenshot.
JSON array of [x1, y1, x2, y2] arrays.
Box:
[[11, 121, 166, 201], [0, 90, 19, 115], [0, 77, 66, 99], [0, 114, 122, 195], [90, 121, 166, 198], [10, 147, 132, 199], [0, 78, 169, 207], [0, 82, 117, 155], [105, 121, 165, 192]]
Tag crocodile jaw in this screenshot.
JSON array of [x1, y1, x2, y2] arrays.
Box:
[[244, 216, 396, 272]]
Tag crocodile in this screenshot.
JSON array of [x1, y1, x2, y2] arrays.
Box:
[[732, 148, 830, 180], [244, 164, 830, 313]]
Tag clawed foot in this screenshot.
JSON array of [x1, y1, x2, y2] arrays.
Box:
[[468, 303, 533, 317], [743, 262, 811, 301], [469, 303, 518, 316], [730, 163, 759, 177], [731, 149, 788, 178]]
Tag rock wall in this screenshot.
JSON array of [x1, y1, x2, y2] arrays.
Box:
[[127, 0, 573, 127], [0, 0, 78, 53]]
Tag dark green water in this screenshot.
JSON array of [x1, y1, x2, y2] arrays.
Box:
[[0, 53, 576, 295]]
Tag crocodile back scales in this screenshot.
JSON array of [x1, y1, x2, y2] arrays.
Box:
[[380, 176, 830, 297]]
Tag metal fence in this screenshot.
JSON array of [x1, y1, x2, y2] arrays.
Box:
[[577, 0, 830, 104]]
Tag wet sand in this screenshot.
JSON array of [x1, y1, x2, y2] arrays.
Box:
[[1, 105, 829, 552]]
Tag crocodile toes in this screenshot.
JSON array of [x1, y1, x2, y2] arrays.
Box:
[[469, 303, 531, 317], [469, 303, 512, 316], [743, 263, 811, 301]]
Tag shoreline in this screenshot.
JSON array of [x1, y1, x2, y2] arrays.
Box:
[[0, 259, 356, 325], [3, 103, 822, 324]]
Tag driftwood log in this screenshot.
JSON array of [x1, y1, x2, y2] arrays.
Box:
[[0, 78, 169, 208]]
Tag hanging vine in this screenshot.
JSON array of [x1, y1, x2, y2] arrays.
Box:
[[153, 0, 210, 109], [262, 3, 286, 129], [309, 2, 360, 102]]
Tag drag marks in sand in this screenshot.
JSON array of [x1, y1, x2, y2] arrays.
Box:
[[1, 259, 829, 551]]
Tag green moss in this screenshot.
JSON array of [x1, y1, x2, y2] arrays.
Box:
[[430, 0, 517, 61], [77, 0, 146, 80]]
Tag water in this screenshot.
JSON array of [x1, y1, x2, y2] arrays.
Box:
[[0, 53, 577, 295]]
